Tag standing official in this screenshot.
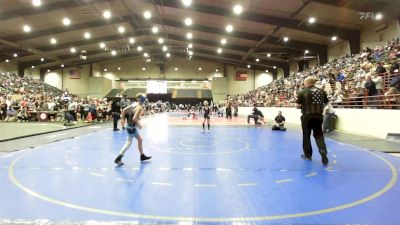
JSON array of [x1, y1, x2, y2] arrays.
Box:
[[296, 77, 329, 165], [110, 97, 121, 131]]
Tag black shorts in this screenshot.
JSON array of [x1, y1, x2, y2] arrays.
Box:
[[204, 115, 210, 119]]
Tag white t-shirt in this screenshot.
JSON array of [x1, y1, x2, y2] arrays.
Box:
[[324, 103, 335, 114], [372, 76, 383, 90]]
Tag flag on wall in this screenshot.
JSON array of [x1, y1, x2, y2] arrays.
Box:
[[235, 71, 247, 81], [69, 69, 81, 79]]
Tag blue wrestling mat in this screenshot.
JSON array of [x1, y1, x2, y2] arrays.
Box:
[[0, 114, 399, 225]]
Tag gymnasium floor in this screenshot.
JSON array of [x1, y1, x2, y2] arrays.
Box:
[[1, 112, 400, 225]]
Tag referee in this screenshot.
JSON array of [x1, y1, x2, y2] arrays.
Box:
[[296, 77, 329, 165]]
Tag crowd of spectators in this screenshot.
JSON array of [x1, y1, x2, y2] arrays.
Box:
[[0, 72, 112, 124], [236, 38, 400, 109]]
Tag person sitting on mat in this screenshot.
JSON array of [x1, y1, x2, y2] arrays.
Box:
[[247, 104, 264, 125], [272, 111, 286, 131]]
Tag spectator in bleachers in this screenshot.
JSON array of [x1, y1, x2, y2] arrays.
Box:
[[390, 69, 400, 91], [0, 99, 7, 120], [375, 62, 386, 74], [364, 76, 378, 107], [372, 73, 383, 95]]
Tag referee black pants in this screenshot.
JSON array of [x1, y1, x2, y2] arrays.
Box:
[[301, 115, 327, 158]]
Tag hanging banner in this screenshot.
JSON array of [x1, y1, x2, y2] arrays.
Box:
[[120, 80, 211, 90]]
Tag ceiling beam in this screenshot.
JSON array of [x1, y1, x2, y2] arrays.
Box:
[[0, 38, 61, 62], [152, 0, 359, 40], [0, 0, 116, 21], [2, 15, 133, 43], [158, 18, 327, 53]]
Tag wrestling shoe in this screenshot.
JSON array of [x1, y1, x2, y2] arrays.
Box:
[[140, 154, 152, 162], [301, 154, 312, 161], [114, 154, 124, 166], [321, 153, 329, 166]]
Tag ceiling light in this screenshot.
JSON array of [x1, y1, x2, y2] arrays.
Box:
[[375, 13, 383, 20], [216, 69, 219, 72], [118, 67, 121, 71], [305, 50, 309, 54], [13, 53, 18, 58], [111, 50, 117, 56], [152, 26, 159, 34], [267, 53, 271, 57], [265, 69, 269, 72], [142, 67, 146, 71], [158, 38, 164, 44], [62, 17, 71, 26], [331, 36, 337, 41], [175, 67, 178, 71], [247, 65, 251, 68], [166, 53, 171, 58], [186, 32, 193, 39], [70, 47, 76, 53], [182, 0, 192, 7], [137, 46, 143, 51], [47, 69, 50, 72], [40, 58, 44, 62], [61, 64, 65, 68], [50, 38, 57, 45], [129, 37, 135, 44], [308, 17, 316, 24], [255, 58, 260, 62], [226, 24, 234, 33], [233, 4, 243, 15], [104, 69, 108, 72], [184, 17, 193, 26], [103, 10, 111, 19], [283, 37, 289, 42], [220, 38, 227, 45], [188, 43, 193, 48], [144, 52, 149, 57], [23, 25, 31, 33], [84, 32, 91, 39], [31, 66, 35, 69], [273, 66, 277, 69], [32, 0, 42, 7], [217, 48, 223, 54], [99, 42, 106, 48], [118, 26, 125, 33], [198, 67, 202, 71], [162, 46, 168, 51], [143, 11, 152, 19], [5, 59, 9, 63]]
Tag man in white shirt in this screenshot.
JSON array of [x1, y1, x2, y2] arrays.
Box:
[[323, 102, 336, 133], [372, 73, 383, 95]]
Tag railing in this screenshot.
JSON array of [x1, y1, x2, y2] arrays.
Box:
[[331, 94, 400, 109]]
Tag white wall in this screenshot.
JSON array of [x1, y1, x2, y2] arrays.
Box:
[[24, 67, 40, 80], [277, 68, 284, 79], [0, 62, 17, 74], [328, 40, 351, 62], [239, 107, 400, 139], [289, 62, 298, 74], [44, 71, 63, 90], [255, 72, 273, 89], [361, 20, 400, 49]]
